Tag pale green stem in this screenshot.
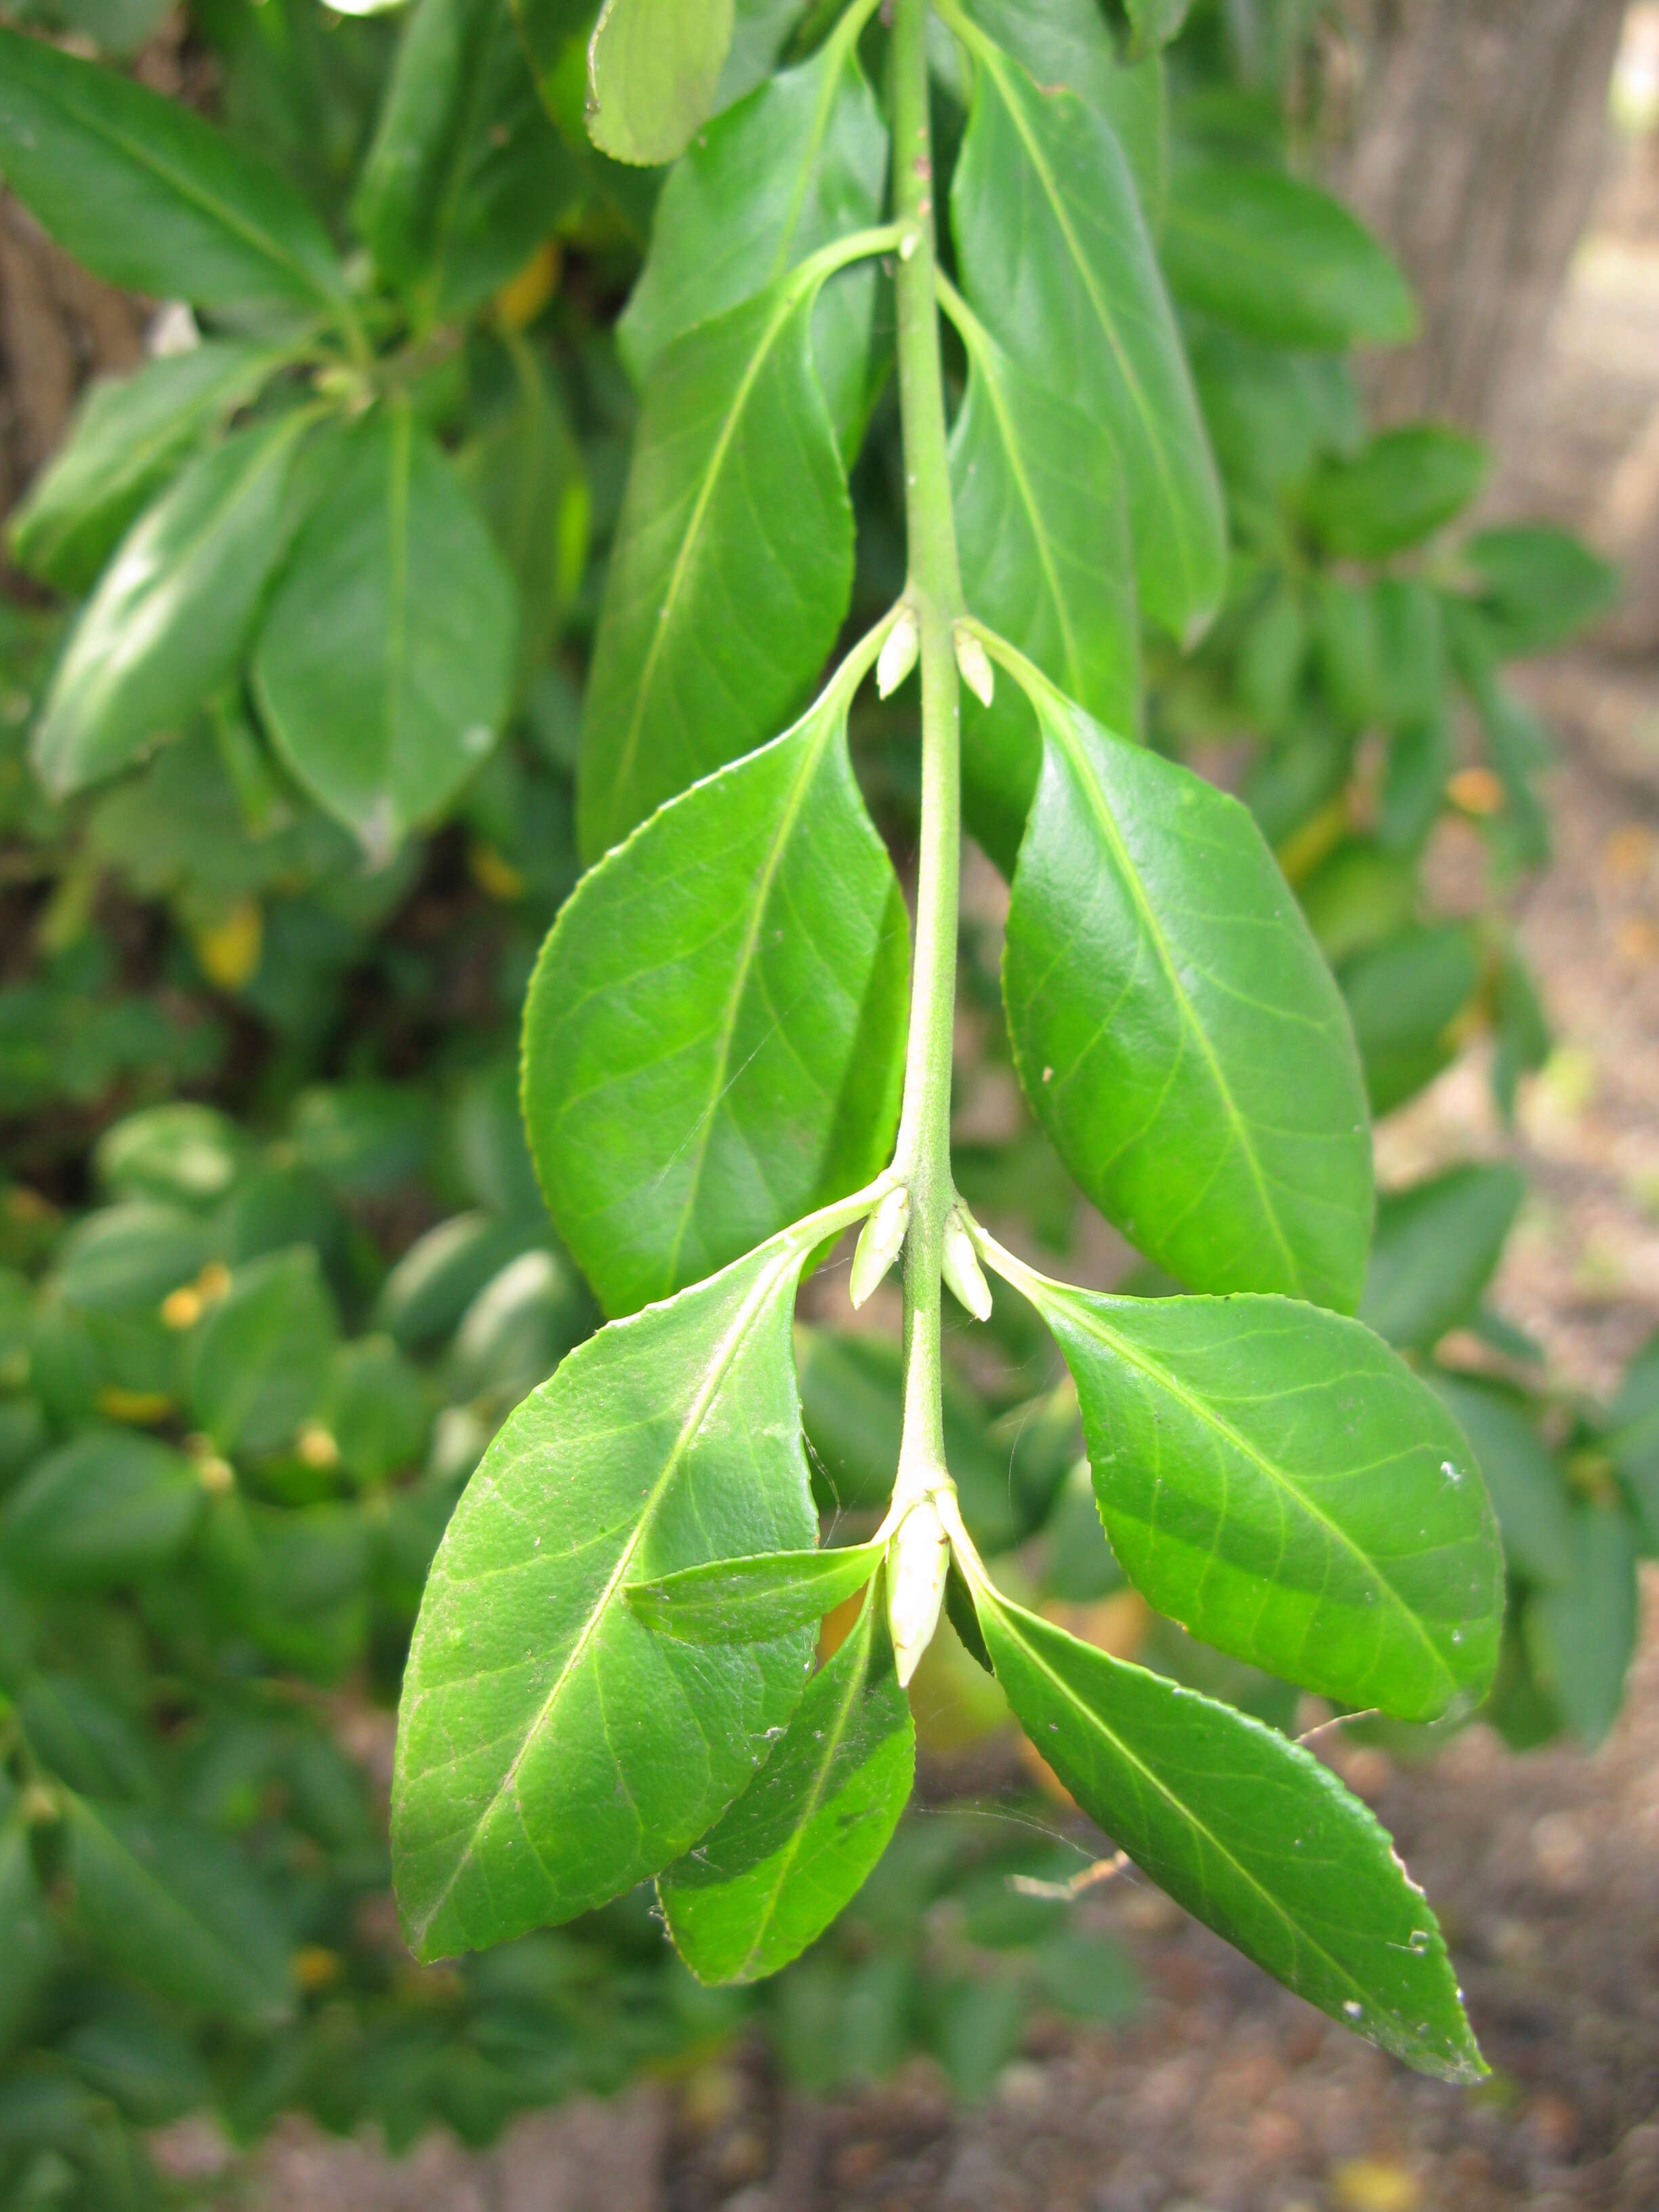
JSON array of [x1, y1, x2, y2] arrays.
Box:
[[888, 0, 967, 1513]]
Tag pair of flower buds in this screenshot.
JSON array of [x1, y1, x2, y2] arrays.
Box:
[[846, 1183, 992, 1687], [874, 605, 997, 709]]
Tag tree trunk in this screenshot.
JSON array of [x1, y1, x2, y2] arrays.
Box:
[[1334, 0, 1627, 445]]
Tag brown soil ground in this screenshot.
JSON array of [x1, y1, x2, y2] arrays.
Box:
[[184, 81, 1659, 2212]]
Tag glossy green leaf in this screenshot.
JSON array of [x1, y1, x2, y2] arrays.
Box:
[[356, 0, 579, 323], [961, 0, 1167, 221], [33, 415, 308, 798], [586, 0, 734, 164], [619, 5, 886, 447], [1527, 1503, 1640, 1748], [0, 24, 347, 317], [950, 25, 1225, 638], [1, 1431, 201, 1589], [1361, 1165, 1525, 1354], [393, 1228, 823, 1959], [9, 342, 280, 596], [1163, 165, 1415, 352], [1300, 426, 1488, 561], [577, 256, 861, 857], [1338, 924, 1479, 1118], [658, 1582, 913, 1982], [970, 1590, 1485, 2081], [525, 672, 908, 1316], [945, 289, 1140, 876], [253, 404, 518, 855], [65, 1799, 293, 2024], [1000, 1263, 1503, 1717], [1001, 678, 1373, 1310], [187, 1247, 339, 1455], [1428, 1372, 1570, 1589], [628, 1541, 884, 1643], [714, 0, 803, 108], [1460, 525, 1620, 658]]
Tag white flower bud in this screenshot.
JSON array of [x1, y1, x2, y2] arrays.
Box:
[[941, 1208, 992, 1322], [849, 1184, 909, 1309], [954, 626, 995, 709], [876, 608, 919, 699], [888, 1496, 949, 1687]]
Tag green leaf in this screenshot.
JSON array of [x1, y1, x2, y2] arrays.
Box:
[[586, 0, 734, 164], [54, 1202, 212, 1315], [1001, 678, 1373, 1310], [714, 0, 803, 108], [1609, 1335, 1659, 1548], [945, 290, 1140, 876], [1338, 923, 1479, 1118], [454, 342, 590, 702], [1124, 0, 1189, 51], [618, 6, 886, 448], [961, 0, 1167, 220], [252, 404, 518, 856], [658, 1582, 913, 1982], [95, 1103, 249, 1208], [9, 341, 281, 596], [1162, 166, 1415, 352], [187, 1247, 339, 1455], [0, 24, 347, 317], [393, 1227, 823, 1960], [1, 1431, 201, 1589], [1526, 1503, 1640, 1747], [33, 414, 309, 798], [356, 0, 579, 323], [525, 670, 908, 1316], [1360, 1166, 1525, 1354], [1300, 426, 1488, 561], [18, 1675, 157, 1803], [1428, 1372, 1571, 1589], [1002, 1265, 1503, 1717], [628, 1541, 884, 1643], [577, 258, 859, 858], [65, 1798, 293, 2024], [0, 1824, 56, 2056], [1460, 525, 1620, 658], [950, 27, 1225, 638], [373, 1210, 547, 1350], [970, 1591, 1484, 2081]]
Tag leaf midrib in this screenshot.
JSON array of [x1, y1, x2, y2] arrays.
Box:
[[408, 1243, 797, 1948], [16, 64, 337, 306], [660, 708, 839, 1290], [1040, 705, 1306, 1294], [734, 1599, 875, 1977], [995, 1601, 1408, 2021], [977, 46, 1197, 604], [1053, 1292, 1454, 1700], [960, 329, 1086, 697], [606, 283, 805, 819]]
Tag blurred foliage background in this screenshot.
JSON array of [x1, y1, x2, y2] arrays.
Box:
[[0, 0, 1654, 2203]]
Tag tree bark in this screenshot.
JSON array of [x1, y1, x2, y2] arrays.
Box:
[[1334, 0, 1627, 443]]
